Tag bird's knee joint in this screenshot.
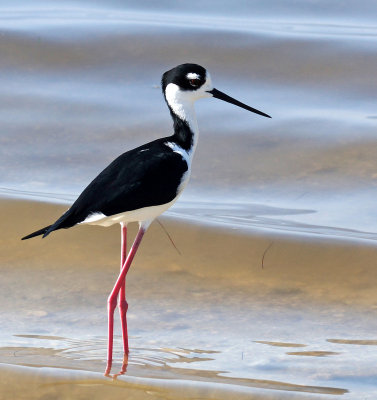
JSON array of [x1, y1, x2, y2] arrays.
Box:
[[119, 300, 128, 313], [107, 296, 117, 311]]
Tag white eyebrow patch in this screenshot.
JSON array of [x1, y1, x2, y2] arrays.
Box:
[[186, 72, 200, 80]]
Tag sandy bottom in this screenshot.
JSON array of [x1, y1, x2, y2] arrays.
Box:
[[1, 198, 377, 399]]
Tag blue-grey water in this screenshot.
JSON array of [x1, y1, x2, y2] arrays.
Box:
[[1, 1, 377, 399]]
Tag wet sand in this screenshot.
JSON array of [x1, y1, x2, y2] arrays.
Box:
[[4, 198, 377, 307], [0, 364, 345, 400], [1, 198, 377, 399]]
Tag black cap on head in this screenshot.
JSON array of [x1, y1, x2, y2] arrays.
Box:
[[161, 63, 207, 93]]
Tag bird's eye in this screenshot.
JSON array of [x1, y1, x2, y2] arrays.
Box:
[[189, 78, 201, 88]]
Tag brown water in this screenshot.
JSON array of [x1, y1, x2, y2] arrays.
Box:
[[1, 1, 377, 399]]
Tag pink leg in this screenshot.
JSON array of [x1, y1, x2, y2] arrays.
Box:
[[105, 221, 150, 376], [119, 223, 128, 371]]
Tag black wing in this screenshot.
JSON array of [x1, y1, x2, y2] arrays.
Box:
[[22, 138, 188, 239]]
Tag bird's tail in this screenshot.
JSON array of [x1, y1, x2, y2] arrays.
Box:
[[21, 225, 52, 240], [22, 208, 75, 240]]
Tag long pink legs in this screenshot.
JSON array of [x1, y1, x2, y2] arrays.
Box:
[[119, 223, 128, 372], [105, 221, 150, 376]]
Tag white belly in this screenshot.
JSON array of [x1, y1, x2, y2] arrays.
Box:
[[81, 196, 180, 227]]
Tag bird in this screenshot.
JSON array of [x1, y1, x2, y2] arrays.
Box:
[[22, 63, 271, 376]]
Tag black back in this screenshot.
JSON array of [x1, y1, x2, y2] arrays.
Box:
[[39, 137, 188, 236]]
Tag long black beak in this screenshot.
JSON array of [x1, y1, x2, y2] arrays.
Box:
[[207, 88, 271, 118]]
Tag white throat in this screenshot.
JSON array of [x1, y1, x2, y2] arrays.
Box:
[[165, 83, 199, 155]]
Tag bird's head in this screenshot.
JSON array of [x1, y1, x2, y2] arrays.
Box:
[[161, 63, 271, 118]]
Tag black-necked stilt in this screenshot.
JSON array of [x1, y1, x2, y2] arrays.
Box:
[[22, 63, 270, 376]]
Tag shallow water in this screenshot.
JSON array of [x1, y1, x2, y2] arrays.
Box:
[[1, 1, 377, 399], [2, 199, 377, 398]]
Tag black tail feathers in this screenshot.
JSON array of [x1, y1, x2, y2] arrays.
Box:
[[22, 208, 75, 240], [21, 225, 52, 240]]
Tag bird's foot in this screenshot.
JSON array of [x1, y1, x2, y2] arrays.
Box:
[[110, 353, 129, 380], [104, 360, 112, 377], [119, 352, 129, 375]]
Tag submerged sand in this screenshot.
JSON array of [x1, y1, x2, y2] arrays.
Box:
[[1, 198, 377, 399]]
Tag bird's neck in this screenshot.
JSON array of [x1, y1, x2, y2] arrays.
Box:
[[165, 89, 199, 156], [170, 110, 199, 154]]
